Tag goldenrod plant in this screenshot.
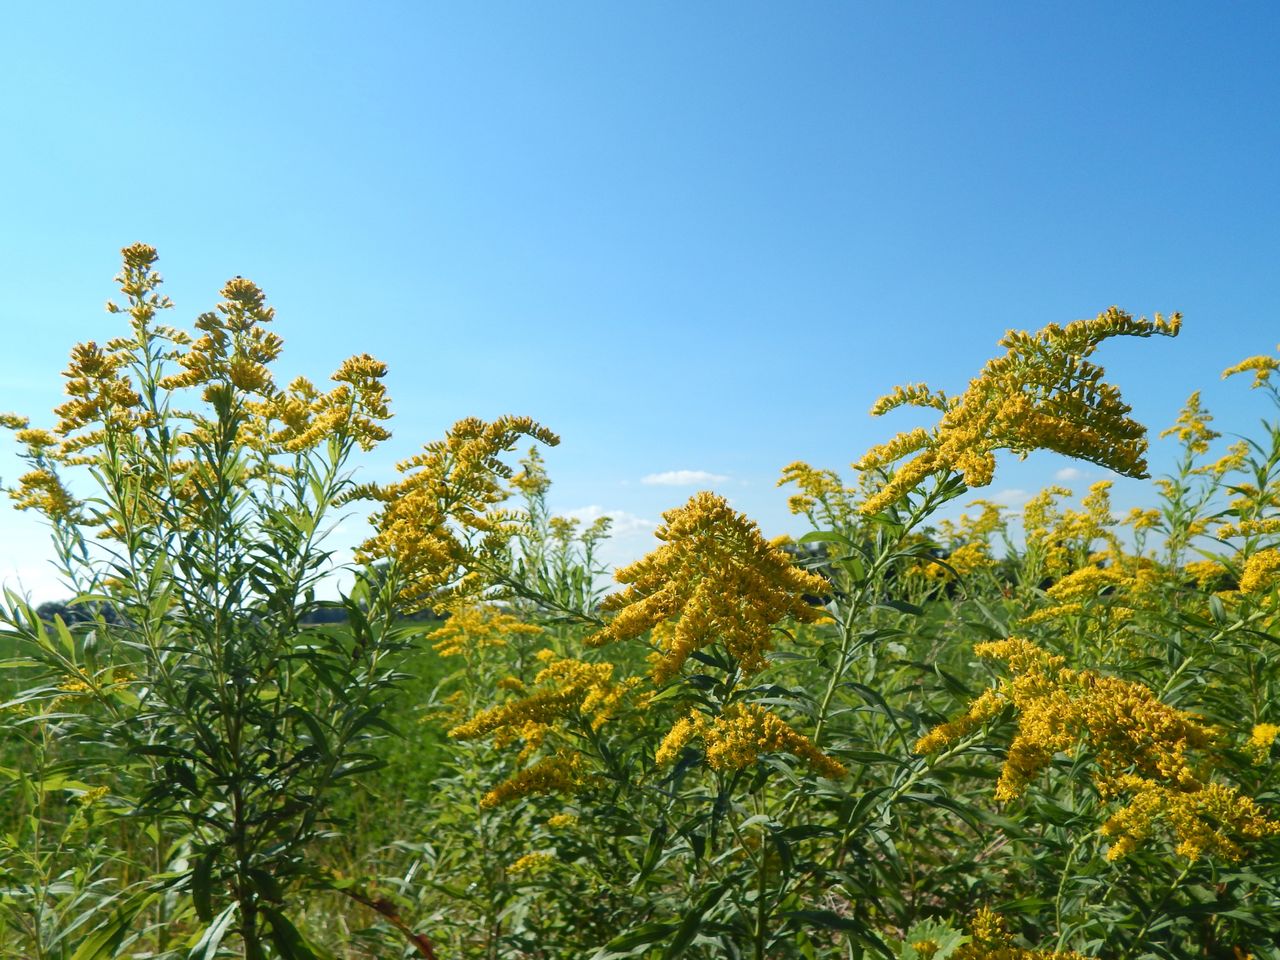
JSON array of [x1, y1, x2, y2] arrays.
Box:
[[5, 255, 1280, 958]]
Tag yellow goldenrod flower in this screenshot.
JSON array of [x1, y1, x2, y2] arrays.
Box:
[[1218, 517, 1280, 539], [916, 638, 1280, 861], [857, 308, 1179, 515], [1239, 549, 1280, 594], [1249, 723, 1279, 764], [659, 704, 846, 779], [427, 604, 541, 658], [587, 491, 830, 682], [356, 415, 559, 610], [1159, 391, 1220, 455], [1223, 351, 1280, 389], [479, 753, 585, 809], [508, 852, 557, 875]]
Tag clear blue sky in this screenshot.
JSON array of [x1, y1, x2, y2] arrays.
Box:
[[3, 2, 1279, 597]]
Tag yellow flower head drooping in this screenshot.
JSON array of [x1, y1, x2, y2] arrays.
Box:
[[478, 752, 586, 809], [1160, 391, 1220, 456], [916, 638, 1280, 861], [586, 491, 831, 683], [856, 308, 1180, 515], [1223, 349, 1280, 389], [450, 649, 639, 806], [656, 704, 846, 779], [356, 415, 560, 610], [450, 651, 635, 743], [427, 603, 542, 658]]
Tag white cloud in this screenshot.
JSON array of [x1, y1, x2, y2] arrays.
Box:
[[990, 488, 1032, 506], [640, 469, 729, 487], [1054, 466, 1086, 482], [562, 505, 657, 538]]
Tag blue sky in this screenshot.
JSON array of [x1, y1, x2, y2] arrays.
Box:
[[2, 2, 1279, 597]]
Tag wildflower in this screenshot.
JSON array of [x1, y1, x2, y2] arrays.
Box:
[[1183, 559, 1228, 589], [1223, 351, 1280, 389], [1218, 517, 1280, 539], [1249, 723, 1279, 764], [587, 491, 830, 682], [857, 308, 1179, 514], [958, 906, 1088, 959], [1239, 549, 1280, 594], [508, 852, 557, 875], [1160, 392, 1220, 455], [356, 416, 559, 610], [1125, 507, 1162, 532], [479, 753, 585, 809], [658, 704, 846, 779], [916, 638, 1280, 860], [545, 813, 578, 829], [427, 604, 541, 658]]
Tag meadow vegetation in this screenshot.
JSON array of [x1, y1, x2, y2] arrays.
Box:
[[1, 246, 1278, 959]]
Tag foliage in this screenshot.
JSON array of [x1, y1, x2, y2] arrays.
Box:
[[3, 250, 1280, 959]]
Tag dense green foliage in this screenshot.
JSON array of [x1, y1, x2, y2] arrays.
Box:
[[2, 249, 1278, 959]]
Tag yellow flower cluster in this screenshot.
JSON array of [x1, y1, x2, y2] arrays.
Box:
[[1239, 549, 1280, 594], [915, 638, 1279, 861], [4, 245, 395, 539], [1183, 559, 1228, 589], [508, 851, 558, 875], [427, 604, 543, 658], [478, 752, 586, 810], [157, 277, 283, 400], [1219, 517, 1280, 539], [450, 649, 638, 806], [655, 704, 847, 779], [915, 500, 1006, 581], [355, 416, 559, 610], [1223, 350, 1280, 389], [587, 492, 830, 683], [1249, 723, 1279, 764], [451, 651, 636, 743], [777, 460, 858, 527], [1101, 777, 1278, 861], [955, 907, 1088, 959], [1159, 391, 1220, 456], [856, 309, 1179, 515]]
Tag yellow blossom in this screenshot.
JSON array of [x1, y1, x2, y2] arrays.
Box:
[[427, 604, 541, 658], [659, 704, 847, 779], [1159, 391, 1220, 455], [1223, 351, 1280, 389], [1249, 723, 1279, 764], [587, 491, 830, 682], [356, 415, 559, 610], [508, 851, 557, 875], [856, 308, 1179, 514], [1239, 549, 1280, 594], [916, 638, 1280, 861]]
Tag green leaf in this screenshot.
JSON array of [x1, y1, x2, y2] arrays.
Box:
[[70, 893, 155, 960], [263, 907, 330, 960], [662, 881, 730, 959], [191, 849, 216, 923], [589, 922, 679, 959], [187, 904, 238, 960]]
